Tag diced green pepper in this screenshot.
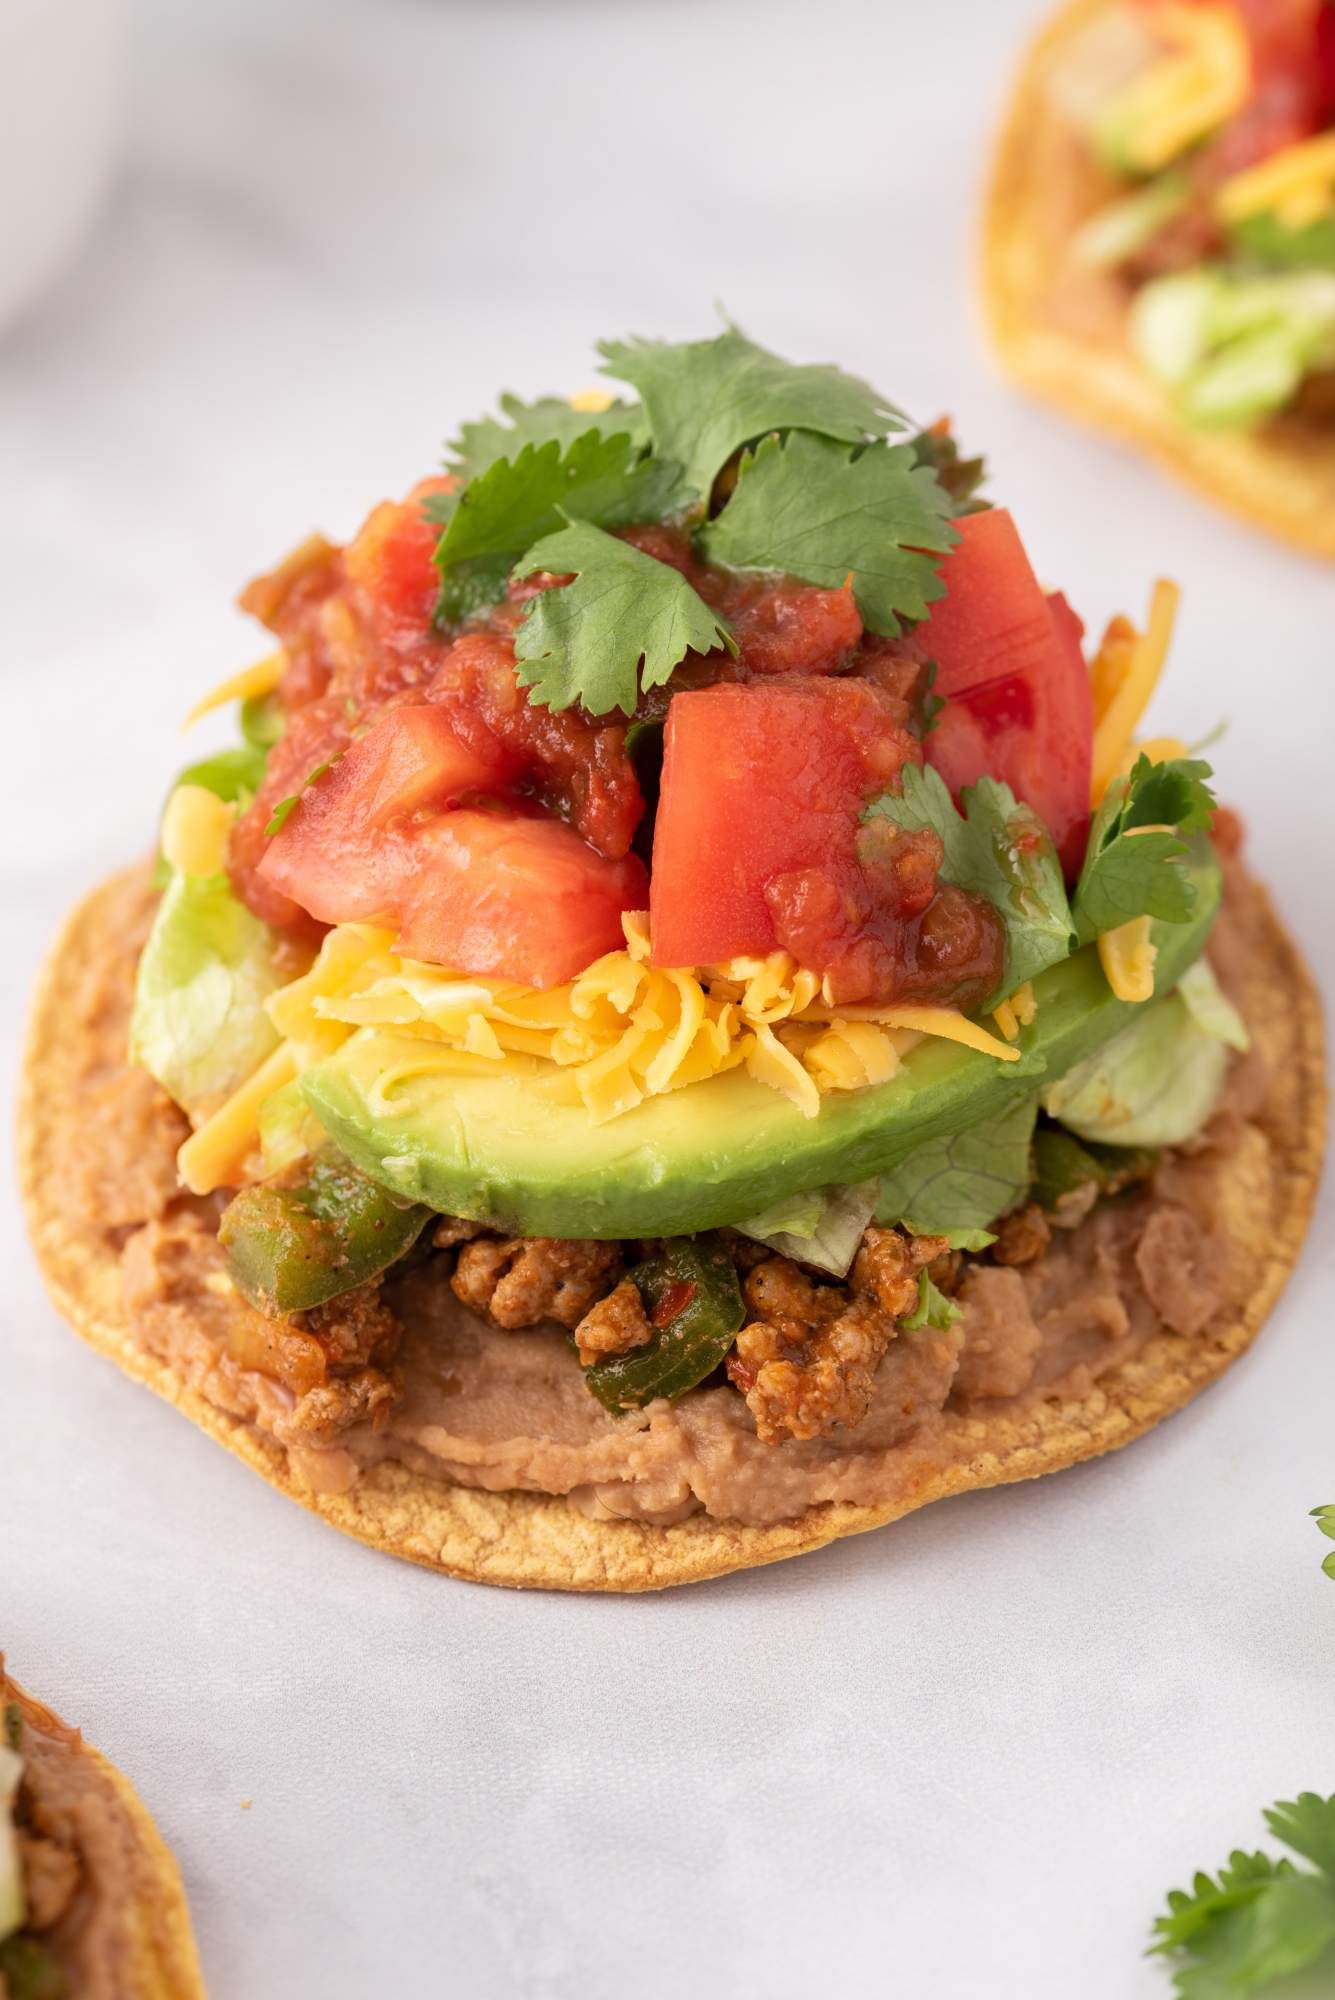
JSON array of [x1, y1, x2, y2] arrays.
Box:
[[584, 1236, 745, 1415], [0, 1937, 70, 2000], [1031, 1124, 1158, 1214], [219, 1153, 431, 1315]]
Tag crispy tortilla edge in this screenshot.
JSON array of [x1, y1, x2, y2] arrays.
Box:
[[18, 863, 1327, 1593], [1, 1668, 206, 2000], [979, 0, 1335, 559]]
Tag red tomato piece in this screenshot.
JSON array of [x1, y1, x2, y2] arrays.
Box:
[[259, 704, 523, 924], [649, 678, 917, 969], [916, 509, 1093, 877], [344, 476, 452, 630], [397, 811, 649, 988]]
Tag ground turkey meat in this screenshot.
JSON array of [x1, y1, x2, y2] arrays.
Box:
[[451, 1236, 622, 1330], [573, 1279, 652, 1367], [727, 1230, 945, 1444]]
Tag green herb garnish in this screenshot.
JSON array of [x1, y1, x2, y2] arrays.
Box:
[[598, 324, 904, 500], [866, 762, 1075, 1007], [1312, 1504, 1335, 1580], [264, 759, 336, 839], [444, 393, 649, 492], [698, 430, 957, 637], [512, 520, 735, 716], [1073, 755, 1216, 944], [1150, 1793, 1335, 1996], [431, 431, 682, 626]]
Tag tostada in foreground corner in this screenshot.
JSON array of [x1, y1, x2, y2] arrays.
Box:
[[21, 326, 1326, 1592], [0, 1657, 203, 1998], [983, 0, 1335, 553]]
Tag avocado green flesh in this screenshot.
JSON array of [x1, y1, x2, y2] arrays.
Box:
[[298, 855, 1220, 1240]]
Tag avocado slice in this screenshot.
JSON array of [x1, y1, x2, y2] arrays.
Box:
[[298, 853, 1220, 1240]]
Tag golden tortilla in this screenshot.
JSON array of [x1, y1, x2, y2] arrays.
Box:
[[3, 1666, 205, 1998], [19, 863, 1326, 1592], [981, 0, 1335, 557]]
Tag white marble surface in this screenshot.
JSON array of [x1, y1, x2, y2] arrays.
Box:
[[2, 1, 1334, 1995]]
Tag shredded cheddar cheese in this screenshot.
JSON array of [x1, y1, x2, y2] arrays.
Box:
[[1216, 130, 1335, 229], [1090, 578, 1180, 806], [1102, 4, 1250, 174], [160, 785, 235, 878], [182, 652, 284, 731], [992, 981, 1037, 1043], [179, 916, 1023, 1192], [177, 1042, 298, 1196], [569, 388, 616, 413], [1098, 914, 1158, 1003]]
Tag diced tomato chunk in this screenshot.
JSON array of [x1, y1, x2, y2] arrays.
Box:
[[397, 811, 648, 988], [917, 509, 1093, 876], [649, 678, 918, 970], [343, 476, 452, 630], [259, 704, 523, 924]]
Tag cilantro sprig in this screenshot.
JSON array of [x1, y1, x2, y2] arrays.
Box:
[[698, 430, 957, 637], [1150, 1794, 1335, 1996], [1073, 755, 1217, 944], [865, 762, 1075, 1009], [431, 431, 681, 626], [1312, 1505, 1335, 1579], [513, 521, 735, 715], [428, 325, 963, 715], [444, 393, 649, 491], [598, 325, 905, 501]]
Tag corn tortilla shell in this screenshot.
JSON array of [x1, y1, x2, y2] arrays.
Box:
[[981, 0, 1335, 557], [2, 1664, 205, 1998], [19, 862, 1326, 1592]]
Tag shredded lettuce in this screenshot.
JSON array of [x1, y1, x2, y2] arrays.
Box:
[[875, 1099, 1039, 1237], [736, 1179, 881, 1278], [1132, 267, 1335, 427], [1176, 956, 1249, 1052], [130, 868, 281, 1118], [1042, 963, 1240, 1146]]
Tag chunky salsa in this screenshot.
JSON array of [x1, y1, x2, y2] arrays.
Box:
[[231, 487, 1034, 1005]]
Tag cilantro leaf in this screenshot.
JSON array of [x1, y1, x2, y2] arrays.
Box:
[[875, 1098, 1038, 1236], [513, 520, 735, 715], [1264, 1798, 1335, 1881], [1151, 1798, 1335, 1997], [432, 431, 682, 627], [1073, 755, 1217, 945], [264, 758, 336, 838], [698, 431, 957, 638], [909, 425, 990, 514], [1311, 1505, 1335, 1580], [599, 325, 905, 502], [865, 762, 1075, 1007], [443, 393, 648, 492], [902, 1269, 961, 1331]]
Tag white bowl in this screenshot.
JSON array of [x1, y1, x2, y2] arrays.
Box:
[[0, 0, 129, 335]]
